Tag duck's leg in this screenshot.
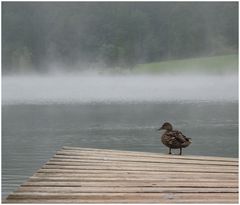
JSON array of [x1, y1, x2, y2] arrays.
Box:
[[168, 148, 172, 154], [179, 147, 182, 155]]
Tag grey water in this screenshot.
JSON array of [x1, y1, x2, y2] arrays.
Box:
[[2, 74, 238, 199]]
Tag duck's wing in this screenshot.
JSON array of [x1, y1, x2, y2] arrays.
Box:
[[172, 130, 189, 143]]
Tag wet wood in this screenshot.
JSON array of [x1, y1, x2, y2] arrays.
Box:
[[4, 146, 238, 203]]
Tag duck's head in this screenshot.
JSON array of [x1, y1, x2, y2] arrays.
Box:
[[157, 122, 173, 131]]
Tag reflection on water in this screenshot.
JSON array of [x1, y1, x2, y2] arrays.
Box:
[[2, 74, 238, 198], [2, 102, 238, 198]]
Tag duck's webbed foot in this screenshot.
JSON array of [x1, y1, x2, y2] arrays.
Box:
[[168, 148, 172, 154]]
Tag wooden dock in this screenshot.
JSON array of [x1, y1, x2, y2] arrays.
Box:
[[4, 146, 238, 203]]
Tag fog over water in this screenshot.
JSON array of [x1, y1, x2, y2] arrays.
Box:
[[2, 74, 238, 105]]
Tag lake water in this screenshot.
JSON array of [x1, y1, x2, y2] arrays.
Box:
[[2, 74, 238, 198]]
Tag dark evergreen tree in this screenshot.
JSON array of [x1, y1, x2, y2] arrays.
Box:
[[2, 2, 238, 73]]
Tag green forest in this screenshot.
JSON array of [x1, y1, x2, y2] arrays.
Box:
[[2, 2, 238, 74]]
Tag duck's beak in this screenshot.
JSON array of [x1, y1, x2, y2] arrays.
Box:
[[156, 127, 162, 132]]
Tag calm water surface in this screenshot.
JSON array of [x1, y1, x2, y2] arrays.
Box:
[[2, 75, 238, 198]]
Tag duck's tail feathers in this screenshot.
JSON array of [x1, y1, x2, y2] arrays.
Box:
[[186, 137, 192, 143]]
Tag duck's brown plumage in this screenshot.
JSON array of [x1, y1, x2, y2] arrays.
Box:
[[158, 122, 192, 155]]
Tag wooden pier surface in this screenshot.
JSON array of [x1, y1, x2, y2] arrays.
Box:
[[4, 146, 238, 203]]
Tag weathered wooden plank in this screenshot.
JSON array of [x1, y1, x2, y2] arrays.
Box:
[[6, 192, 238, 202], [15, 186, 239, 193], [45, 161, 238, 172], [33, 171, 236, 176], [28, 177, 237, 184], [4, 198, 238, 203], [62, 146, 238, 161], [33, 171, 238, 181], [4, 197, 237, 204], [47, 159, 238, 168], [22, 181, 238, 188], [31, 174, 237, 182], [40, 165, 237, 173], [53, 157, 238, 167], [49, 157, 238, 166], [36, 168, 237, 175], [30, 177, 236, 183], [53, 153, 239, 166]]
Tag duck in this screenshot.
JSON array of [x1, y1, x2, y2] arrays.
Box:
[[157, 122, 192, 155]]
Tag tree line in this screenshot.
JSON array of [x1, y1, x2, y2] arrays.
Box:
[[2, 2, 238, 73]]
